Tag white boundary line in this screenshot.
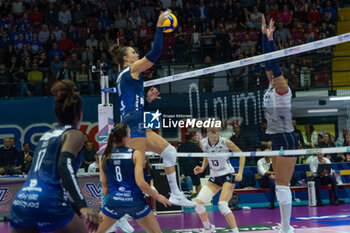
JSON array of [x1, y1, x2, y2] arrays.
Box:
[[146, 146, 350, 157]]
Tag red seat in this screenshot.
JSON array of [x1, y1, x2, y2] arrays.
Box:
[[292, 28, 305, 40], [249, 29, 260, 42], [234, 29, 245, 41]]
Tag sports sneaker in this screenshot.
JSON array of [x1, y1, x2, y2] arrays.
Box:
[[169, 192, 196, 207], [202, 224, 215, 233], [106, 222, 118, 233], [116, 215, 134, 233], [278, 226, 295, 233]]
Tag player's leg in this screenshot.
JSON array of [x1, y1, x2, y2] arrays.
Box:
[[195, 182, 220, 232], [93, 212, 118, 233], [219, 181, 239, 233], [146, 129, 195, 207], [127, 137, 147, 154], [49, 214, 89, 233], [274, 156, 297, 233], [135, 211, 162, 233]]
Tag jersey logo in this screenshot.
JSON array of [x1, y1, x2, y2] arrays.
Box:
[[83, 183, 101, 199], [0, 188, 12, 203], [144, 110, 161, 129]]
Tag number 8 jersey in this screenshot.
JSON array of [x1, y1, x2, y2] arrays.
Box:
[[201, 137, 235, 177]]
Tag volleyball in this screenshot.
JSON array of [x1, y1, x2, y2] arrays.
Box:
[[162, 13, 178, 33]]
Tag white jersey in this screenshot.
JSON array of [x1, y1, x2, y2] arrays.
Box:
[[201, 137, 235, 177], [263, 85, 294, 134]]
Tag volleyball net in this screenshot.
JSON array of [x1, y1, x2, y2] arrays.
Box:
[[99, 32, 350, 161]]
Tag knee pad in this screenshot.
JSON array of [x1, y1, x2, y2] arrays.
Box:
[[160, 144, 177, 167], [275, 185, 292, 205], [218, 201, 231, 216], [195, 204, 206, 214], [196, 185, 215, 204]]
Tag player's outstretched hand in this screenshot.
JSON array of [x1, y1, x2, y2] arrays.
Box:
[[194, 166, 203, 175], [261, 14, 267, 34], [156, 194, 172, 207], [147, 87, 161, 103], [80, 207, 102, 232], [156, 9, 171, 27]]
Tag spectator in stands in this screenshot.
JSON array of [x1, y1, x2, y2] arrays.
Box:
[[50, 54, 63, 78], [216, 26, 230, 60], [82, 140, 97, 172], [141, 0, 155, 19], [72, 3, 85, 25], [29, 5, 43, 26], [241, 33, 256, 56], [309, 153, 341, 206], [57, 31, 74, 53], [58, 4, 72, 26], [43, 2, 58, 26], [274, 21, 291, 45], [88, 151, 99, 173], [52, 25, 62, 41], [198, 55, 214, 92], [266, 3, 280, 21], [303, 124, 318, 148], [319, 22, 335, 37], [12, 0, 24, 16], [280, 5, 293, 27], [343, 134, 350, 161], [14, 33, 27, 52], [322, 0, 337, 22], [306, 23, 319, 41], [67, 52, 81, 72], [56, 61, 74, 81], [257, 156, 276, 209], [292, 119, 304, 148], [0, 138, 21, 175], [38, 24, 50, 44], [29, 33, 42, 55], [308, 3, 321, 25], [293, 2, 308, 27], [177, 132, 203, 196], [49, 42, 63, 60], [248, 6, 263, 29], [129, 9, 142, 30], [86, 33, 98, 51], [319, 133, 336, 161], [27, 63, 43, 96], [76, 62, 94, 94], [19, 142, 33, 174], [13, 66, 30, 97], [256, 119, 272, 151]]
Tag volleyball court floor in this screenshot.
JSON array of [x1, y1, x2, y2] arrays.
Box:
[[1, 203, 350, 232]]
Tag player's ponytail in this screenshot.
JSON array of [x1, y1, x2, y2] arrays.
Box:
[[109, 44, 130, 67], [101, 123, 129, 167], [51, 80, 82, 125]]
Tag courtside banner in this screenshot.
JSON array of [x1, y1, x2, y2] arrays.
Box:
[[98, 104, 114, 156]]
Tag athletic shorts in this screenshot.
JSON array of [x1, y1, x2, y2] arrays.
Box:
[[102, 201, 151, 220], [128, 122, 146, 138], [10, 204, 74, 232], [189, 174, 201, 186], [208, 173, 235, 187], [270, 132, 298, 157]]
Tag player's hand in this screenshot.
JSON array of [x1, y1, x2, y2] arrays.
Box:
[[261, 14, 267, 34], [147, 87, 161, 103], [194, 166, 203, 175], [180, 174, 186, 180], [267, 18, 275, 41], [156, 194, 172, 207], [80, 207, 102, 232], [234, 173, 243, 182], [156, 10, 171, 27]]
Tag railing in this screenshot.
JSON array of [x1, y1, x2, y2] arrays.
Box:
[[0, 54, 350, 98]]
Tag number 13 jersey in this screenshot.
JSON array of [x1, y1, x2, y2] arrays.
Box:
[[201, 137, 235, 177]]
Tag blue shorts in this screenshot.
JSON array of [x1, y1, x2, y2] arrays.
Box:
[[208, 173, 235, 187], [102, 201, 151, 220], [10, 204, 74, 232], [270, 132, 298, 157], [128, 122, 146, 138]]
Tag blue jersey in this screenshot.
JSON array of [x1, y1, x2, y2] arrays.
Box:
[[10, 125, 82, 224], [103, 147, 144, 206], [116, 66, 145, 126]]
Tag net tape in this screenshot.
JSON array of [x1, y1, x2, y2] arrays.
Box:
[[102, 32, 350, 94], [146, 146, 350, 157]]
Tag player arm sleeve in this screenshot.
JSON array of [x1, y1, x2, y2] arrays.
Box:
[[145, 27, 163, 63], [57, 151, 87, 209]]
